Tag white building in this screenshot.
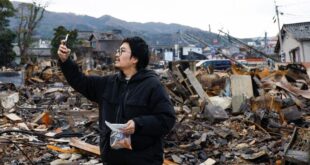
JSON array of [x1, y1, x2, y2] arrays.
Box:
[[182, 45, 202, 56], [275, 22, 310, 62]]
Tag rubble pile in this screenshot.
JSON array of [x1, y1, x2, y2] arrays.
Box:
[[0, 61, 309, 165], [162, 62, 310, 164], [0, 65, 102, 165]]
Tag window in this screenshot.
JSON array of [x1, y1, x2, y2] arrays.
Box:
[[91, 41, 96, 48]]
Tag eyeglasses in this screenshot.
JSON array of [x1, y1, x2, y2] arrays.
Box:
[[116, 48, 130, 56]]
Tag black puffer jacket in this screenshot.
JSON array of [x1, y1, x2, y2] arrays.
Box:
[[60, 59, 176, 164]]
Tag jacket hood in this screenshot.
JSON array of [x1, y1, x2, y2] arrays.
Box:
[[117, 69, 158, 83]]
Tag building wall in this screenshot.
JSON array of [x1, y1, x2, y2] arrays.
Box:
[[282, 33, 302, 62], [182, 46, 202, 55], [13, 46, 51, 64], [302, 41, 310, 62], [97, 40, 122, 56]]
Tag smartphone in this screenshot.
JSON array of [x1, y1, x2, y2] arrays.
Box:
[[63, 34, 69, 45]]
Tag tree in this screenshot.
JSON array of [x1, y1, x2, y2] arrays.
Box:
[[0, 0, 16, 66], [15, 1, 46, 64], [51, 26, 78, 59]]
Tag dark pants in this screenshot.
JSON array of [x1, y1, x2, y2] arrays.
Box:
[[105, 148, 163, 165]]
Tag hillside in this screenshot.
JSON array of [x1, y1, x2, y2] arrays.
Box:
[[9, 1, 227, 47]]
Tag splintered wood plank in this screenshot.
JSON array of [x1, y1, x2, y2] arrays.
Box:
[[4, 113, 22, 122], [173, 64, 186, 82], [230, 75, 253, 113], [175, 64, 195, 95], [164, 86, 183, 103], [184, 68, 211, 102], [32, 112, 52, 126], [230, 75, 253, 97], [285, 150, 309, 164], [163, 159, 178, 165], [69, 138, 100, 155], [166, 69, 190, 98], [276, 81, 310, 99], [17, 123, 30, 130]]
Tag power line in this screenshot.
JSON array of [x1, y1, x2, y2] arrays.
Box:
[[278, 1, 310, 7], [277, 0, 310, 17]]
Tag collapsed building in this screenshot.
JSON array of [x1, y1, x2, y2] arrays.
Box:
[[0, 57, 309, 165], [1, 23, 310, 165]]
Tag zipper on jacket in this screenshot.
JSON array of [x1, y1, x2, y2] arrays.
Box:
[[116, 80, 129, 123]]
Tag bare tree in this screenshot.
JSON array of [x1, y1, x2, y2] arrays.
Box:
[[16, 1, 47, 64]]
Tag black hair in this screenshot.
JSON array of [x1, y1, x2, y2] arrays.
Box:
[[122, 36, 149, 70]]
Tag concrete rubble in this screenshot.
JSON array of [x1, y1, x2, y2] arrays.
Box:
[[0, 60, 310, 165]]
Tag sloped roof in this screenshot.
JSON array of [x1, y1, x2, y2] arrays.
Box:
[[90, 32, 123, 41], [283, 22, 310, 41], [77, 31, 93, 40], [27, 48, 51, 57], [275, 22, 310, 53]]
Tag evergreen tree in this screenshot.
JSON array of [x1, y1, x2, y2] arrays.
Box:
[[0, 0, 16, 66], [51, 26, 78, 59]]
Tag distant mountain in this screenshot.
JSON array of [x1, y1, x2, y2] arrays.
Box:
[[9, 1, 227, 47]]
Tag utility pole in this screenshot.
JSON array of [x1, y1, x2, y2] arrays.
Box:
[[274, 0, 284, 62], [264, 32, 268, 54]]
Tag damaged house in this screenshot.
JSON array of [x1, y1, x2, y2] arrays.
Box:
[[89, 30, 124, 66], [275, 22, 310, 63]]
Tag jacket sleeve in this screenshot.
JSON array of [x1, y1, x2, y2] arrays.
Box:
[[59, 59, 107, 103], [133, 83, 176, 137]]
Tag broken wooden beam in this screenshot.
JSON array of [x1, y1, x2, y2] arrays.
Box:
[[4, 113, 22, 122], [183, 68, 211, 103], [69, 138, 100, 155]]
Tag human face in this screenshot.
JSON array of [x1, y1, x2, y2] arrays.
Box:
[[114, 42, 138, 71]]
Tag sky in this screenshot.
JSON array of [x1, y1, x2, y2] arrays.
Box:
[[11, 0, 310, 38]]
